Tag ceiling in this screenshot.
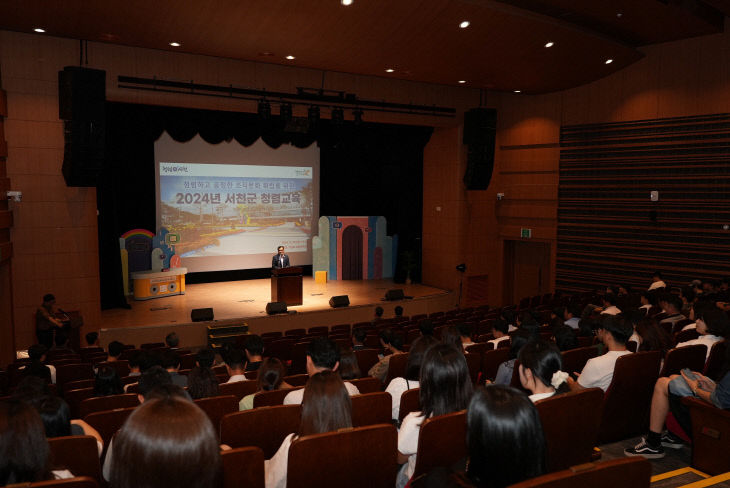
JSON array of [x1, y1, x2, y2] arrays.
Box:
[[0, 0, 726, 94]]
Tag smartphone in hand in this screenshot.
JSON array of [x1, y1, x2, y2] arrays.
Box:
[[681, 368, 698, 380]]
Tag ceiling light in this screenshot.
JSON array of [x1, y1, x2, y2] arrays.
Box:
[[458, 80, 466, 84], [617, 12, 623, 18], [545, 42, 554, 48], [385, 68, 394, 73], [514, 90, 521, 93], [169, 42, 181, 47], [459, 21, 470, 29], [286, 55, 295, 60], [605, 58, 613, 64], [34, 28, 45, 33], [341, 0, 353, 5]]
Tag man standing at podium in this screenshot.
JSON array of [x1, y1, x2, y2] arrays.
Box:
[[272, 245, 290, 269]]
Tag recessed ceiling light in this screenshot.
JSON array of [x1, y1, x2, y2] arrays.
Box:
[[545, 41, 554, 48], [385, 68, 395, 73], [286, 55, 295, 60], [616, 12, 623, 18], [341, 0, 353, 5], [514, 90, 521, 93], [605, 58, 613, 64], [169, 42, 181, 47], [458, 80, 466, 84], [34, 28, 45, 33], [459, 21, 470, 29]]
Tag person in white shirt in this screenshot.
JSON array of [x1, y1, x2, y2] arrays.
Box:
[[458, 323, 475, 349], [658, 294, 685, 331], [599, 294, 621, 316], [488, 319, 511, 349], [223, 348, 249, 383], [385, 335, 439, 421], [563, 305, 581, 330], [676, 306, 727, 361], [266, 371, 353, 488], [648, 271, 667, 291], [518, 340, 570, 403], [568, 315, 633, 392], [397, 344, 473, 488], [283, 337, 360, 405], [639, 291, 655, 315]]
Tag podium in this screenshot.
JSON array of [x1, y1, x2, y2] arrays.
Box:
[[271, 266, 303, 306]]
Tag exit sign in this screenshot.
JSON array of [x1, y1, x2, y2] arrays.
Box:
[[520, 228, 532, 238]]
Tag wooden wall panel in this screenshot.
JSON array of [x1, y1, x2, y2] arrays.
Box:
[[0, 80, 15, 365], [557, 113, 730, 293]]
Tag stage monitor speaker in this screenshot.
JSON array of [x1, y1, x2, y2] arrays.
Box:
[[385, 289, 405, 301], [191, 308, 214, 322], [266, 302, 288, 315], [463, 108, 496, 191], [58, 66, 106, 187], [329, 295, 350, 308]]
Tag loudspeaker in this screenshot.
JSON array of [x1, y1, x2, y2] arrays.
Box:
[[385, 289, 405, 301], [329, 295, 350, 308], [463, 108, 496, 190], [58, 66, 106, 187], [191, 308, 214, 322], [266, 302, 288, 315]]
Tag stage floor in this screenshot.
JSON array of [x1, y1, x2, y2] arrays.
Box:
[[101, 278, 449, 330]]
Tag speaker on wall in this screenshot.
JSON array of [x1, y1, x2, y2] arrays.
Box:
[[58, 66, 106, 187], [385, 289, 405, 301], [191, 308, 214, 322], [329, 295, 350, 308], [266, 302, 288, 315], [463, 108, 496, 191]]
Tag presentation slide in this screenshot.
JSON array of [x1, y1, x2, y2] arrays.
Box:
[[155, 133, 319, 273]]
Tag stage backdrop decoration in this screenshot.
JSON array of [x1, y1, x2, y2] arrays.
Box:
[[120, 227, 184, 299], [313, 216, 397, 281]]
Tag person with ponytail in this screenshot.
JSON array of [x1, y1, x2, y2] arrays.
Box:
[[518, 340, 570, 403]]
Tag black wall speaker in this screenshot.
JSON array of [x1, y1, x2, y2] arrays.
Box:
[[385, 289, 405, 301], [58, 66, 106, 187], [463, 108, 497, 191], [266, 302, 288, 315], [191, 308, 214, 322], [329, 295, 350, 308]]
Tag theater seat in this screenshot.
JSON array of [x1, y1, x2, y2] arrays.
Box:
[[704, 341, 727, 380], [78, 394, 140, 419], [218, 380, 259, 401], [220, 405, 301, 458], [384, 353, 409, 386], [561, 347, 598, 378], [412, 410, 467, 479], [481, 348, 510, 382], [399, 388, 421, 423], [683, 397, 730, 475], [659, 344, 707, 378], [286, 424, 397, 488], [221, 446, 265, 488], [507, 458, 651, 488], [194, 395, 239, 433], [351, 392, 391, 427], [22, 476, 99, 488], [348, 376, 382, 394], [355, 349, 380, 375], [48, 435, 102, 483], [253, 388, 300, 408]]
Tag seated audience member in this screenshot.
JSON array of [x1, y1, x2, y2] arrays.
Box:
[[107, 341, 124, 362], [284, 338, 360, 404], [397, 344, 474, 488], [639, 291, 655, 315], [372, 306, 384, 324], [386, 335, 439, 421], [625, 311, 730, 459], [577, 316, 598, 338], [368, 329, 407, 382], [679, 286, 696, 317], [161, 350, 188, 387], [165, 331, 180, 350], [395, 305, 404, 318], [21, 344, 53, 384], [563, 306, 581, 329], [635, 317, 672, 357], [658, 294, 685, 326], [223, 348, 248, 383], [517, 310, 541, 338], [567, 315, 632, 392], [84, 331, 99, 347], [352, 328, 368, 351], [337, 348, 362, 380], [187, 349, 219, 400], [494, 330, 530, 385], [649, 271, 667, 291], [0, 399, 73, 484], [458, 323, 475, 349], [518, 340, 570, 402], [94, 365, 124, 396], [441, 325, 464, 353], [419, 319, 435, 337], [488, 319, 510, 349], [500, 310, 518, 332], [266, 371, 353, 488], [553, 326, 578, 351], [37, 396, 103, 455], [127, 350, 144, 377], [675, 307, 729, 360], [109, 395, 219, 488], [599, 293, 621, 315], [244, 335, 264, 371], [239, 358, 292, 411]]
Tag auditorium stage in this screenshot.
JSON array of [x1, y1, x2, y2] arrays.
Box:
[[99, 278, 455, 348]]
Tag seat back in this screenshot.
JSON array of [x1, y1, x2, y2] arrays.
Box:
[[507, 457, 651, 488], [384, 353, 409, 385], [561, 346, 599, 376], [674, 329, 700, 344], [140, 342, 165, 349], [351, 392, 391, 427], [220, 405, 301, 458], [703, 340, 727, 380], [283, 374, 309, 387], [265, 339, 295, 362], [399, 388, 421, 422], [289, 342, 310, 375], [56, 363, 94, 387], [465, 352, 481, 384], [94, 360, 130, 378], [78, 393, 140, 418], [48, 435, 102, 482], [218, 380, 258, 401], [354, 349, 380, 375], [194, 395, 239, 432], [63, 379, 96, 394], [412, 410, 467, 478], [465, 342, 490, 355], [598, 351, 661, 443], [349, 376, 382, 393], [287, 424, 397, 488], [84, 406, 136, 448], [65, 387, 95, 419], [22, 476, 100, 488], [683, 397, 730, 475], [659, 344, 707, 377], [535, 388, 604, 472], [481, 348, 510, 382], [221, 446, 265, 488], [253, 388, 300, 407]]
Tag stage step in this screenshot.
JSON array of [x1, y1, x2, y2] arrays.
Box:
[[207, 323, 249, 349]]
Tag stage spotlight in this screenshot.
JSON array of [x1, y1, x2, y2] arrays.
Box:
[[308, 105, 320, 124], [280, 103, 292, 121], [331, 107, 344, 125], [258, 100, 271, 120], [353, 109, 363, 125]]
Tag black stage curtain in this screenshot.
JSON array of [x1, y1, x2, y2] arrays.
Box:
[[99, 102, 432, 309]]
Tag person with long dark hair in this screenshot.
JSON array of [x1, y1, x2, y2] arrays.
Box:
[[397, 344, 473, 488], [239, 358, 292, 411], [266, 370, 352, 488], [385, 335, 439, 421], [518, 340, 570, 402], [187, 349, 219, 400]]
